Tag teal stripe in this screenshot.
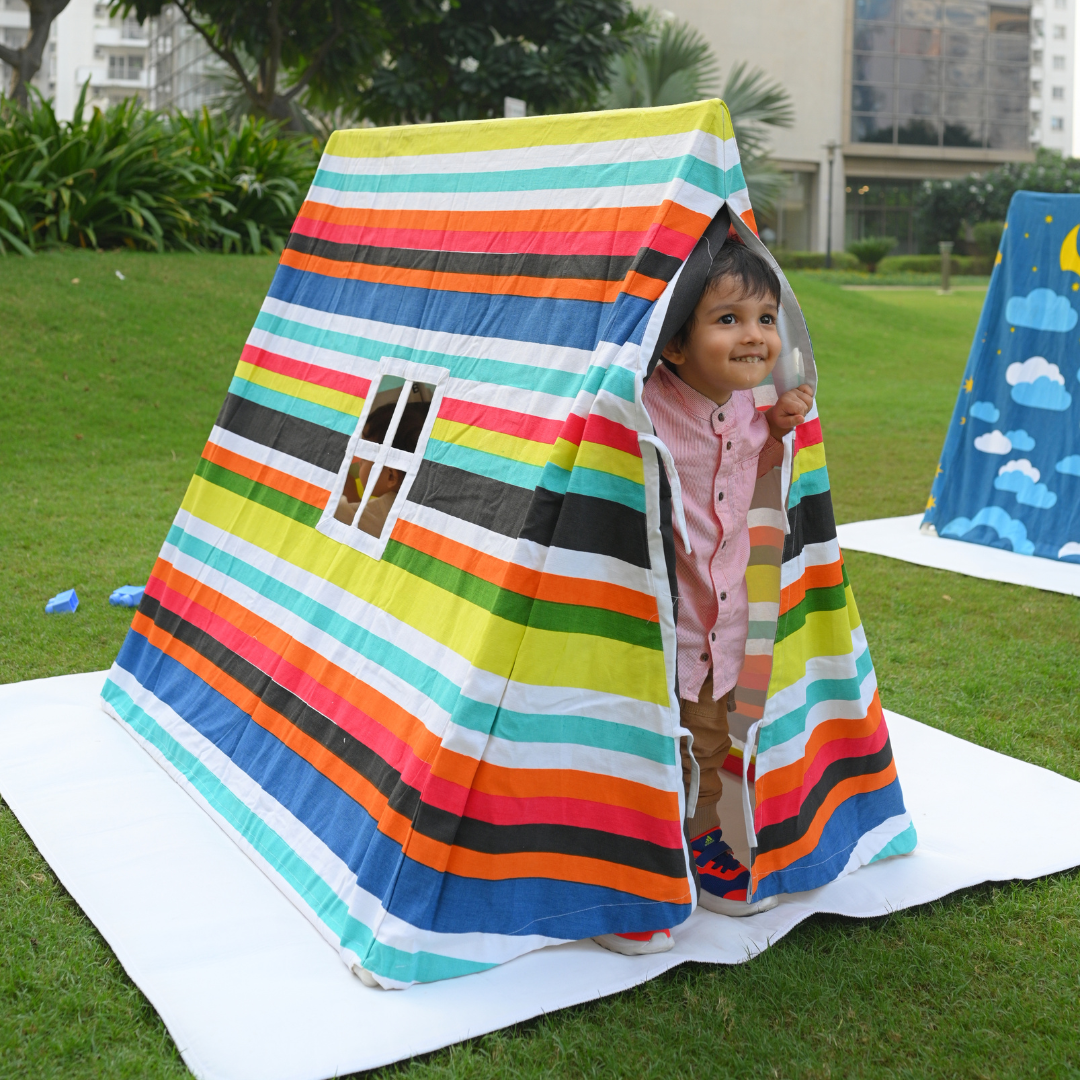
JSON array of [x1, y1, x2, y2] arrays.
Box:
[[103, 679, 491, 984], [870, 821, 917, 863], [788, 463, 831, 508], [426, 438, 542, 490], [255, 310, 592, 400], [758, 643, 874, 753], [228, 376, 357, 435], [314, 156, 739, 198], [567, 466, 645, 512], [488, 707, 675, 765], [746, 619, 776, 641], [595, 363, 637, 404], [538, 460, 571, 496]]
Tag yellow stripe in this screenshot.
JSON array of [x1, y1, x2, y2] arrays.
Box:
[[767, 603, 857, 696], [325, 100, 733, 159], [790, 441, 826, 486], [745, 563, 780, 606], [182, 478, 667, 695], [548, 437, 579, 473], [575, 441, 644, 485], [431, 418, 552, 468], [235, 360, 365, 417], [509, 627, 669, 704]]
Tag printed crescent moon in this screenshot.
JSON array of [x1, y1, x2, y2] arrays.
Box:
[[1060, 224, 1080, 276]]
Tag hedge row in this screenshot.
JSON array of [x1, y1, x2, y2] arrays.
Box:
[[770, 250, 994, 275], [0, 89, 320, 255]]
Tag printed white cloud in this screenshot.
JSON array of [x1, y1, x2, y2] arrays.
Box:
[[1006, 356, 1066, 386], [973, 429, 1012, 454], [998, 458, 1040, 482], [1059, 542, 1080, 560]]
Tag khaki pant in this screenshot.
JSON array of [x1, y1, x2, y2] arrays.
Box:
[[680, 672, 732, 838]]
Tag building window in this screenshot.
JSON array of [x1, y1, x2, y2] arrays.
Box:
[[1033, 19, 1044, 37], [1054, 0, 1067, 8], [318, 362, 446, 559], [1054, 54, 1067, 68], [759, 171, 815, 252], [1053, 24, 1068, 38], [108, 53, 144, 80], [1032, 110, 1043, 125], [850, 1, 1030, 150], [1033, 79, 1043, 93], [1033, 48, 1044, 64], [1051, 116, 1065, 129], [845, 178, 920, 255], [1053, 85, 1066, 99]]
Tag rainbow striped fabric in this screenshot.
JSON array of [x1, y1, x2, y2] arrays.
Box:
[[101, 100, 914, 987]]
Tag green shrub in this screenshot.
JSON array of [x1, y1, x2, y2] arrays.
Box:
[[0, 89, 320, 254], [770, 249, 859, 270], [847, 235, 897, 272], [972, 220, 1005, 258]]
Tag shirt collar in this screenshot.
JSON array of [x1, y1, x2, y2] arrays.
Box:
[[655, 362, 738, 426]]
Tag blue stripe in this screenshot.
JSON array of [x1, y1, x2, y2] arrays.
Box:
[[314, 156, 740, 198], [269, 264, 610, 352], [109, 639, 691, 949], [227, 376, 358, 435], [752, 778, 909, 900]]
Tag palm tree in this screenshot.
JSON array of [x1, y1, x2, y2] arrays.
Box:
[[601, 13, 793, 214]]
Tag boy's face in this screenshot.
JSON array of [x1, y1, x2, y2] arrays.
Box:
[[660, 277, 782, 406]]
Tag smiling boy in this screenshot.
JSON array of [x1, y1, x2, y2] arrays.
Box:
[[594, 238, 813, 957]]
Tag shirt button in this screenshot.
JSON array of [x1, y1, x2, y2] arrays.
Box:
[[718, 412, 724, 422], [727, 441, 732, 450], [700, 651, 709, 662], [711, 632, 716, 641], [717, 491, 724, 501], [720, 592, 727, 601]]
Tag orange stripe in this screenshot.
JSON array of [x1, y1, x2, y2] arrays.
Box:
[[751, 762, 898, 882], [297, 199, 709, 243], [280, 247, 665, 305], [779, 557, 846, 616], [749, 525, 785, 549], [202, 441, 330, 508], [391, 519, 659, 622]]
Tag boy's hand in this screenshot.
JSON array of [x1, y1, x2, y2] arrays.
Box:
[[766, 384, 814, 441]]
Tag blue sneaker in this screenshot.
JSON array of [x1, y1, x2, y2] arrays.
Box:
[[692, 828, 778, 917]]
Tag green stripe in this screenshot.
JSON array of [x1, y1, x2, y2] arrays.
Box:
[[254, 311, 590, 400], [788, 463, 830, 508], [228, 375, 358, 435], [195, 458, 323, 527], [314, 156, 741, 198], [382, 540, 662, 649], [774, 570, 850, 645], [103, 679, 492, 984]]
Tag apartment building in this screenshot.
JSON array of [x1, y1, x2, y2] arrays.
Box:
[[664, 0, 1076, 254]]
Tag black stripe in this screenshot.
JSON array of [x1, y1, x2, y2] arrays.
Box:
[[142, 593, 682, 875], [784, 489, 838, 563], [407, 459, 533, 538], [216, 393, 348, 474], [289, 231, 644, 284], [755, 739, 895, 854], [630, 245, 684, 285], [520, 489, 651, 569]]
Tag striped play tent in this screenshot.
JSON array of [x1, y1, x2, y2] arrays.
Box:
[[101, 99, 915, 988]]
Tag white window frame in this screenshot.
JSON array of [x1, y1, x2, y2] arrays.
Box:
[[315, 355, 449, 560]]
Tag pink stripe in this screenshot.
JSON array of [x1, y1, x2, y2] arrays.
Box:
[[241, 344, 370, 400], [293, 215, 649, 258], [461, 788, 683, 846], [795, 416, 823, 451], [438, 397, 563, 444], [641, 222, 699, 260], [582, 413, 641, 457], [754, 717, 889, 830]]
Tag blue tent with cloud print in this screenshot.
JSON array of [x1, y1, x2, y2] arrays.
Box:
[[923, 191, 1080, 564]]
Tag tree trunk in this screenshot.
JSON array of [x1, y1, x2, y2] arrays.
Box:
[[0, 0, 72, 109]]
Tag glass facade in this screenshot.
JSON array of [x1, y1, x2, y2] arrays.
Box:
[[759, 171, 816, 251], [851, 0, 1031, 151], [845, 178, 921, 253]]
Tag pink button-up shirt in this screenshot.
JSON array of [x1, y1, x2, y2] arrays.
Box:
[[643, 363, 781, 701]]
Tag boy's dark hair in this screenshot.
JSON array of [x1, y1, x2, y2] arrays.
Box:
[[362, 400, 430, 453], [666, 238, 782, 356]]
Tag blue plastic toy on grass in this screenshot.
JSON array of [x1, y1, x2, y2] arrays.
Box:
[[45, 589, 79, 614], [109, 585, 145, 607]]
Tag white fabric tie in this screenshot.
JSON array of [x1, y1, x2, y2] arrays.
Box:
[[638, 432, 692, 554], [741, 718, 764, 902]]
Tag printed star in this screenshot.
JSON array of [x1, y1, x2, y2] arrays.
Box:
[[964, 378, 974, 392], [936, 464, 943, 477], [926, 495, 936, 509]]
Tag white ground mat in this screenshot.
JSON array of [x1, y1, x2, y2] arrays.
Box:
[[836, 512, 1080, 596], [3, 671, 1080, 1080]]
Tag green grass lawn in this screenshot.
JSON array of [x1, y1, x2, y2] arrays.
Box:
[[2, 255, 1078, 1079]]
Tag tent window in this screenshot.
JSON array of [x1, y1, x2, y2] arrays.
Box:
[[317, 359, 447, 558]]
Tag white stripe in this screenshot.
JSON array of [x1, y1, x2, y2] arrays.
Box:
[[207, 426, 338, 491]]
